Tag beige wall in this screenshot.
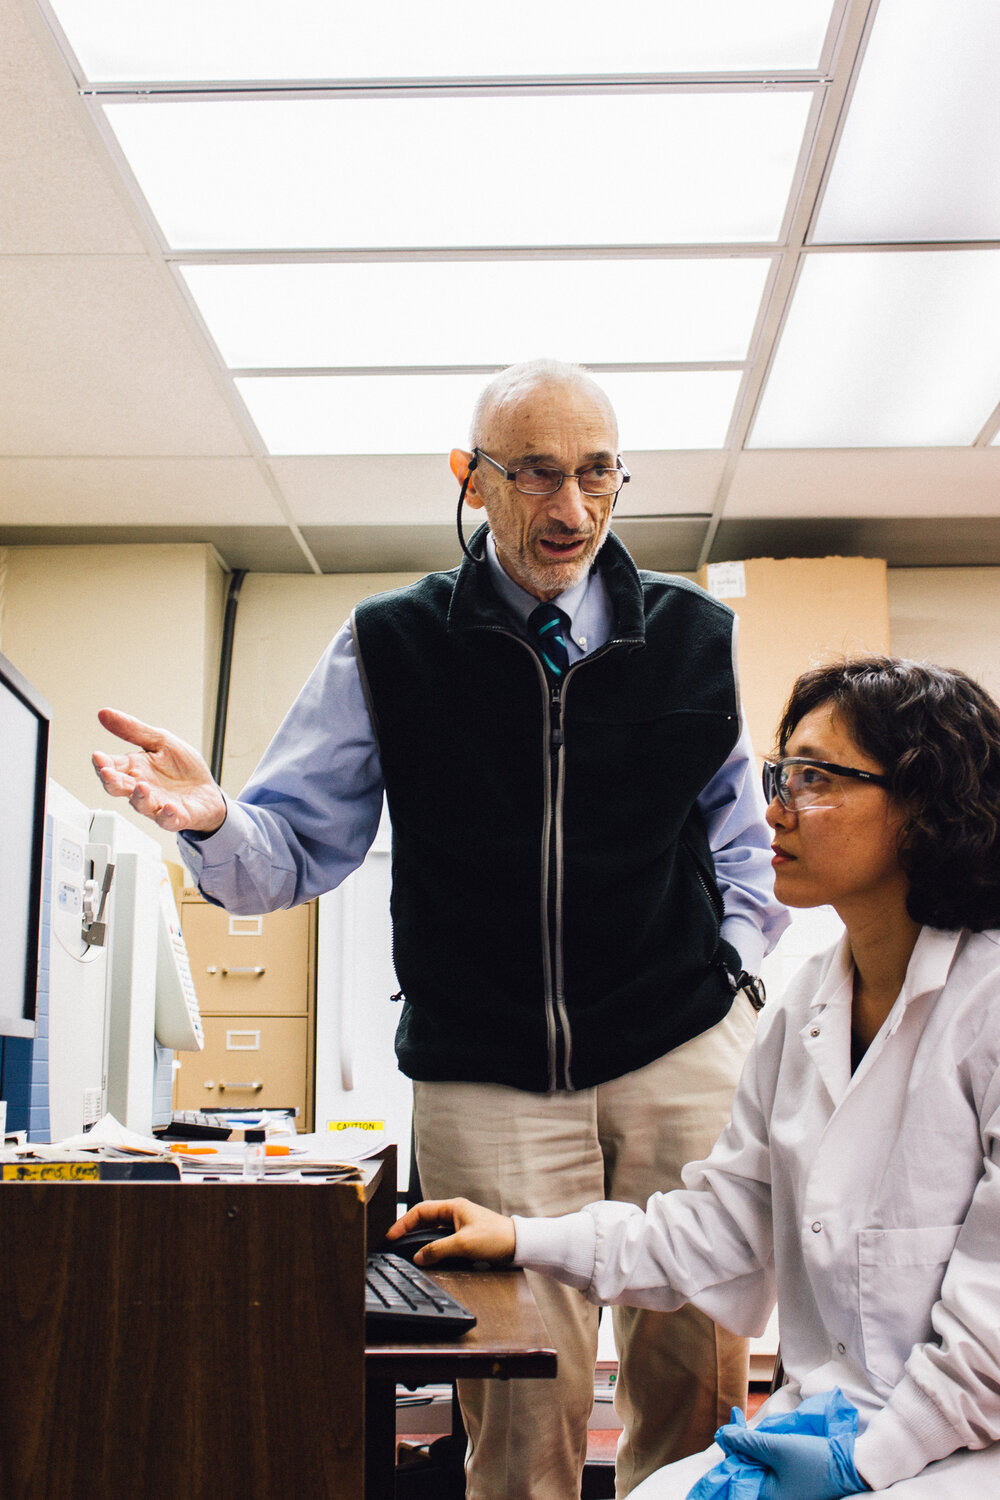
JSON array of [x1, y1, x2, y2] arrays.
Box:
[[0, 542, 225, 859], [219, 562, 1000, 781], [3, 545, 999, 825], [697, 557, 890, 759], [220, 570, 422, 795], [888, 567, 1000, 702]]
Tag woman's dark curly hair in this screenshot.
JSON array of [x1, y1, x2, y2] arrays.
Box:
[[776, 656, 1000, 932]]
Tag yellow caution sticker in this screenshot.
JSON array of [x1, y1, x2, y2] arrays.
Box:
[[326, 1119, 384, 1132], [3, 1162, 101, 1181]]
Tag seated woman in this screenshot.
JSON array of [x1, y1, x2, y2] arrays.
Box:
[[390, 656, 1000, 1498]]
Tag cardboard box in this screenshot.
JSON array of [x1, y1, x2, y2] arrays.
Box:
[[696, 557, 890, 759]]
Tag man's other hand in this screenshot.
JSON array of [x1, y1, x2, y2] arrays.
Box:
[[92, 708, 228, 834]]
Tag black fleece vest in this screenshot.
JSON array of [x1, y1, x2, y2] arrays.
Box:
[[352, 530, 742, 1093]]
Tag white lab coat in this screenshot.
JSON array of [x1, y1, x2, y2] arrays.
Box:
[[514, 925, 1000, 1495]]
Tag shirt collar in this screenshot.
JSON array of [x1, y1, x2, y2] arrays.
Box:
[[484, 532, 612, 652]]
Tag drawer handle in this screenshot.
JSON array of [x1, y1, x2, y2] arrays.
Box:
[[219, 1080, 264, 1092], [205, 965, 267, 976]]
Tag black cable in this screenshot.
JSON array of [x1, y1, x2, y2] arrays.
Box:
[[210, 568, 248, 784], [456, 452, 487, 563]]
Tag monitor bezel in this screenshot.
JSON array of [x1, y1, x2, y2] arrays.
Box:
[[0, 650, 51, 1040]]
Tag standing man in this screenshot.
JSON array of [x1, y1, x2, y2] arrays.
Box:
[[94, 359, 786, 1499]]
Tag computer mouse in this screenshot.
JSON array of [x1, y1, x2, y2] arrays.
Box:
[[385, 1226, 464, 1264]]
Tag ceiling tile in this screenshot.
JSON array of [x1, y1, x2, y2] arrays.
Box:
[[271, 449, 727, 526], [0, 257, 253, 456], [0, 457, 280, 524], [713, 515, 1000, 568], [0, 1, 143, 253], [0, 522, 315, 572], [726, 448, 1000, 517], [298, 517, 709, 575]]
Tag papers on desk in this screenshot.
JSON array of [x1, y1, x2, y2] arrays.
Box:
[[1, 1113, 367, 1183], [47, 1113, 166, 1155], [319, 1124, 390, 1161], [302, 1127, 389, 1161], [168, 1140, 363, 1180]]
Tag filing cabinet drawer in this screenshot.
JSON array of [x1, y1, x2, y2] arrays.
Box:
[[180, 896, 312, 1015], [174, 1015, 310, 1116]]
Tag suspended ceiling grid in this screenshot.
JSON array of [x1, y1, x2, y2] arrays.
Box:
[[1, 0, 999, 574]]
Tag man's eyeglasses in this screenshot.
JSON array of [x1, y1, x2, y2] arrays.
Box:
[[475, 448, 631, 498], [762, 757, 889, 811]]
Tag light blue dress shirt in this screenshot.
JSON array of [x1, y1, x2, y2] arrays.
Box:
[[182, 538, 788, 971]]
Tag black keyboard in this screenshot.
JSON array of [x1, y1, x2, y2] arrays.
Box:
[[365, 1252, 477, 1337]]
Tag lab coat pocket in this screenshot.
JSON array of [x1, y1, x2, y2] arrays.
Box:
[[858, 1224, 961, 1396]]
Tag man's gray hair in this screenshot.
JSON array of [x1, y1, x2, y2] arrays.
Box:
[[469, 359, 616, 449]]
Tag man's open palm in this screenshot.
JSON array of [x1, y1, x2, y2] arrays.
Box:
[[92, 707, 227, 833]]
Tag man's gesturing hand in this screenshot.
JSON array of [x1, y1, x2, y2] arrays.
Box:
[[92, 708, 228, 834]]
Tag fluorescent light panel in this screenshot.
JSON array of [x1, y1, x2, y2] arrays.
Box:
[[181, 259, 772, 368], [104, 92, 814, 249], [750, 250, 1000, 447], [54, 0, 835, 80], [235, 371, 743, 453], [814, 0, 1000, 243]]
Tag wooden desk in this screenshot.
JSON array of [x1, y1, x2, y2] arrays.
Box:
[[0, 1151, 554, 1500], [365, 1265, 558, 1500], [1, 1175, 369, 1500]]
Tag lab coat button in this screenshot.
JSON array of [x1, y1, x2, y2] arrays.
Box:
[[811, 1221, 822, 1233], [837, 1342, 846, 1355], [810, 1027, 820, 1037]]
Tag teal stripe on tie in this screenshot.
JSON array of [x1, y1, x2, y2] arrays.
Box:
[[529, 603, 571, 681]]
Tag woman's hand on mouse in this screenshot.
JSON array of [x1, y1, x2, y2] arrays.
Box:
[[387, 1198, 517, 1266]]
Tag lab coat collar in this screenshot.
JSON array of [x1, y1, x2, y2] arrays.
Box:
[[896, 924, 963, 1009], [806, 925, 962, 1016], [800, 926, 963, 1105]]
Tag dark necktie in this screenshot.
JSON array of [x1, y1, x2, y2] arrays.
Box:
[[528, 603, 571, 682]]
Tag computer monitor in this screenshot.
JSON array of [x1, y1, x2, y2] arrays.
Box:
[[0, 651, 50, 1039]]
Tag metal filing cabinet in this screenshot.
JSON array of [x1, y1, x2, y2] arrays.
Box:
[[175, 890, 317, 1130]]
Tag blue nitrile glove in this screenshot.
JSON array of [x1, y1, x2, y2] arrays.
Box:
[[685, 1390, 869, 1500], [721, 1425, 868, 1498], [686, 1410, 765, 1500]]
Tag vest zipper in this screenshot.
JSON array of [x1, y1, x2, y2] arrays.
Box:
[[684, 836, 725, 946], [547, 678, 573, 1092], [547, 638, 632, 1089], [473, 626, 634, 1093]]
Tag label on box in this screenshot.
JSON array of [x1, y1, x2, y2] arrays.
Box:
[[704, 561, 746, 600], [4, 1163, 100, 1181]]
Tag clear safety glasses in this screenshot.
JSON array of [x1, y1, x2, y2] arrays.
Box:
[[762, 756, 889, 811]]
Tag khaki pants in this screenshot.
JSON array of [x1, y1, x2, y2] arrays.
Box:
[[413, 995, 757, 1500]]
